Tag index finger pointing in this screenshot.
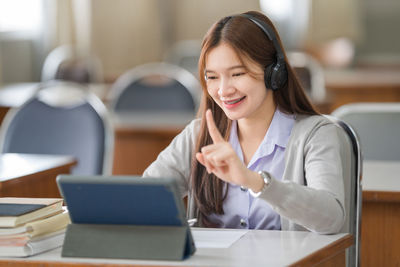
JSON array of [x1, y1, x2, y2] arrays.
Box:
[[206, 109, 224, 143]]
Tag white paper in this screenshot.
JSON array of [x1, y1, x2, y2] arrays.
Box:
[[192, 229, 248, 248]]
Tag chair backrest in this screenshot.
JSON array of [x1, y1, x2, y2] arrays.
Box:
[[0, 81, 113, 175], [108, 62, 201, 113], [325, 115, 362, 267], [287, 51, 326, 103], [41, 45, 104, 84], [332, 102, 400, 161]]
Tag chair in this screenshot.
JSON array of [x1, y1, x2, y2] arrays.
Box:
[[287, 51, 327, 103], [0, 81, 113, 175], [325, 115, 362, 267], [332, 102, 400, 161], [108, 62, 201, 113], [41, 45, 104, 84]]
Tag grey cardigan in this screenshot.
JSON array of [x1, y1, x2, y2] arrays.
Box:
[[143, 114, 349, 234]]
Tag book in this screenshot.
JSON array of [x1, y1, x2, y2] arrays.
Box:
[[0, 228, 66, 245], [0, 198, 63, 227], [0, 230, 65, 257], [0, 211, 70, 237]]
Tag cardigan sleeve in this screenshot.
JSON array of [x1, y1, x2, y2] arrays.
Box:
[[257, 122, 347, 234], [142, 119, 200, 198]]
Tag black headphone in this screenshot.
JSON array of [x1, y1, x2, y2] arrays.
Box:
[[239, 14, 288, 91]]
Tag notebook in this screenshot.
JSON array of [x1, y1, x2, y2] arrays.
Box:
[[0, 198, 63, 227]]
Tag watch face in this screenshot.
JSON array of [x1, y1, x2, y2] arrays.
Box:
[[259, 171, 271, 188]]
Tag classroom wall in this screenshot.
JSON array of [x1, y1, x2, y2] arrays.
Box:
[[90, 0, 260, 80], [355, 0, 400, 64], [1, 0, 400, 84], [0, 38, 35, 83]]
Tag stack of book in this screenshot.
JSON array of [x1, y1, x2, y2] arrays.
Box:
[[0, 197, 70, 257]]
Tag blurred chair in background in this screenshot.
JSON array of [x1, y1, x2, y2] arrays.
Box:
[[287, 51, 326, 104], [0, 81, 113, 175], [108, 62, 201, 113], [164, 40, 202, 78], [41, 45, 104, 84], [325, 115, 362, 267], [332, 103, 400, 161]]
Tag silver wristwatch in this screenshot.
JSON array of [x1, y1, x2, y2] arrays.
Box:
[[258, 171, 272, 192]]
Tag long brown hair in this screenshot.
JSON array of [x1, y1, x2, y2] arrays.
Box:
[[191, 11, 319, 223]]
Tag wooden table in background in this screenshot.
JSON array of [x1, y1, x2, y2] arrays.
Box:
[[0, 153, 77, 198], [325, 68, 400, 112], [0, 229, 353, 267], [361, 161, 400, 267], [112, 112, 194, 175]]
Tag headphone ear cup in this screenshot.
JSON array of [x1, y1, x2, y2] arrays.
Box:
[[270, 63, 288, 91], [264, 64, 274, 90]]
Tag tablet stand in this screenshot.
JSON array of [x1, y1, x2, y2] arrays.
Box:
[[62, 223, 195, 260]]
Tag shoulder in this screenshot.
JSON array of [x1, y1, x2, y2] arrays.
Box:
[[182, 118, 201, 140], [170, 118, 201, 148], [185, 118, 201, 131], [293, 114, 333, 130], [290, 114, 346, 145], [293, 114, 341, 135]]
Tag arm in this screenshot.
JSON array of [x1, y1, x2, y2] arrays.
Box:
[[197, 111, 346, 234], [142, 119, 200, 198], [257, 123, 347, 234]]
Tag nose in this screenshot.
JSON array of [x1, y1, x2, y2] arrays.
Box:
[[218, 76, 235, 97]]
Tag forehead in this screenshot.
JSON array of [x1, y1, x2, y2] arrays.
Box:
[[205, 42, 259, 72], [205, 43, 241, 69]]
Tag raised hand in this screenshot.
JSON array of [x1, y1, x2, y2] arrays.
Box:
[[196, 110, 262, 191]]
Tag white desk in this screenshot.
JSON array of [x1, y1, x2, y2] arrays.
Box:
[[363, 160, 400, 192], [0, 82, 111, 127], [0, 228, 352, 267], [361, 160, 400, 266], [0, 82, 110, 108], [0, 153, 77, 198]]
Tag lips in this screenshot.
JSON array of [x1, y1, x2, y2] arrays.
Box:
[[222, 96, 246, 108], [223, 96, 245, 104]]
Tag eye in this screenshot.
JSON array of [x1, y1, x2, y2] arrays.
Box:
[[232, 72, 246, 77], [206, 75, 218, 80]]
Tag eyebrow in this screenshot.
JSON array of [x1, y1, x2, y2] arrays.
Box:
[[205, 65, 246, 73]]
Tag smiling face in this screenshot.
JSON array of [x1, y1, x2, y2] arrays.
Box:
[[205, 42, 276, 122]]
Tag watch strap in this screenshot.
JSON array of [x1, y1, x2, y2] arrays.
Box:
[[249, 170, 272, 198]]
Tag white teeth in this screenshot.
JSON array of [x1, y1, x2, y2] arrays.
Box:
[[226, 99, 240, 104], [223, 96, 245, 105]]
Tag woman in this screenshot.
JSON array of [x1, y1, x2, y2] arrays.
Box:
[[143, 11, 349, 234]]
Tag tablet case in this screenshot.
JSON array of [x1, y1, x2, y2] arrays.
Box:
[[56, 175, 196, 260]]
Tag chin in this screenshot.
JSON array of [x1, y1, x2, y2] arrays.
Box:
[[223, 110, 246, 121]]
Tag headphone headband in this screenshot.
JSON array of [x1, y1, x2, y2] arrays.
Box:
[[238, 14, 285, 63], [237, 13, 288, 90]]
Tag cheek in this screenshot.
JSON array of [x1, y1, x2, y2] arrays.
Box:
[[240, 79, 266, 97], [207, 87, 219, 101], [254, 87, 268, 103]]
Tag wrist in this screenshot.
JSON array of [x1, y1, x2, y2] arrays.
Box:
[[248, 171, 273, 198], [248, 171, 265, 193]]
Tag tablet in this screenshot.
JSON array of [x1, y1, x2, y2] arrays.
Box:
[[56, 175, 187, 226]]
